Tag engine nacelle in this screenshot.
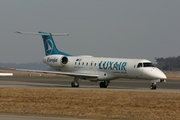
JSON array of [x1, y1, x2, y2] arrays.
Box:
[[43, 55, 68, 67]]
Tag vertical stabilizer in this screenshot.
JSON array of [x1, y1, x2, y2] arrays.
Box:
[[39, 31, 71, 56], [16, 31, 71, 56]]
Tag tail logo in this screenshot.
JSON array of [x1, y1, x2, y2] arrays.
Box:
[[45, 39, 53, 55]]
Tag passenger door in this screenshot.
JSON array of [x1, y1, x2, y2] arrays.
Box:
[[136, 63, 144, 78]]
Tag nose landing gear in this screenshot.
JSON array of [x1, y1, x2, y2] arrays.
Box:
[[150, 79, 166, 90], [150, 83, 157, 90]]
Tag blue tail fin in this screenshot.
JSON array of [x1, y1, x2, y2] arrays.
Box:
[[39, 31, 71, 56]]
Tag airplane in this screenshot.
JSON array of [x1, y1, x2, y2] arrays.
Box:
[[15, 31, 167, 90]]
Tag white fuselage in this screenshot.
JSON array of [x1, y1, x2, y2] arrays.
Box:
[[16, 31, 167, 89], [43, 55, 167, 81]]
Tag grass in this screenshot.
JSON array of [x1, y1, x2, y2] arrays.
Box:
[[0, 88, 180, 120], [164, 71, 180, 80], [0, 70, 180, 119]]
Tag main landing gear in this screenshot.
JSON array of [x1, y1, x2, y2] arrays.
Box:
[[71, 77, 111, 88], [71, 77, 80, 87], [99, 81, 110, 88], [150, 79, 166, 90]]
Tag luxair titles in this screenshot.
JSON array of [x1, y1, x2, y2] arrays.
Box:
[[47, 57, 127, 71]]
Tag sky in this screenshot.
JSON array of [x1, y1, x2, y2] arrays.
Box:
[[0, 0, 180, 64]]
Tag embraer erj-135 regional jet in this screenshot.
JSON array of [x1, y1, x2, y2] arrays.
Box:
[[16, 31, 167, 90]]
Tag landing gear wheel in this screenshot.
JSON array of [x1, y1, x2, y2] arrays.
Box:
[[71, 82, 79, 87], [150, 84, 157, 90], [99, 81, 107, 88]]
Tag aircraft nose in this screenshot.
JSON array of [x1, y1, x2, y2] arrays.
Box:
[[143, 68, 167, 79], [158, 71, 167, 79], [152, 68, 167, 79]]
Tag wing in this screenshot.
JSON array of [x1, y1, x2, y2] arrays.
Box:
[[15, 69, 99, 78]]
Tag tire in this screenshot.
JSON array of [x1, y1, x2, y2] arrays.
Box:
[[99, 82, 107, 88], [99, 82, 104, 88], [150, 84, 156, 90], [71, 82, 79, 87], [71, 82, 75, 87]]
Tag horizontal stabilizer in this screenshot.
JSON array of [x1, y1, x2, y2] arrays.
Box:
[[15, 31, 69, 36]]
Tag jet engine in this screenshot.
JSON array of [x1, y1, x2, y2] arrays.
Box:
[[43, 55, 69, 67]]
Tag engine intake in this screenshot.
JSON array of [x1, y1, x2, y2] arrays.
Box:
[[61, 56, 68, 65]]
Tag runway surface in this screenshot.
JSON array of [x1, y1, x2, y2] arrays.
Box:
[[0, 77, 179, 120], [0, 76, 179, 92]]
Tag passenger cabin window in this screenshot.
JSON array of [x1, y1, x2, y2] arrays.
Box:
[[143, 63, 155, 67], [94, 63, 96, 66], [137, 63, 142, 68]]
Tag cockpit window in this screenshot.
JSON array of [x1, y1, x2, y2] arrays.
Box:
[[137, 63, 142, 68], [143, 62, 155, 67]]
